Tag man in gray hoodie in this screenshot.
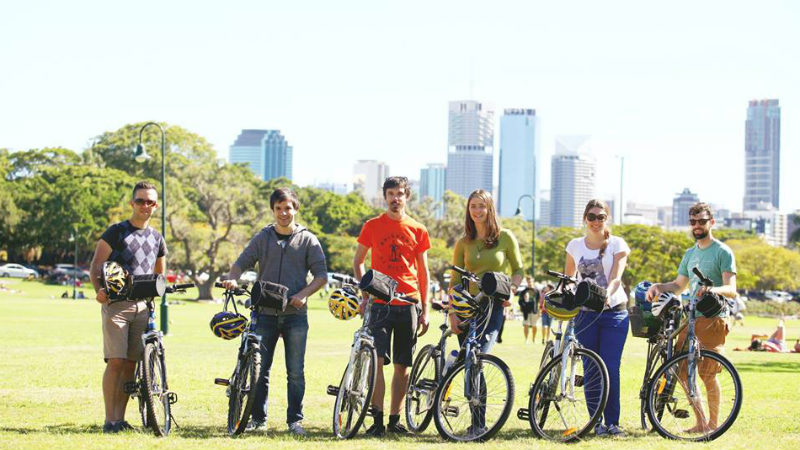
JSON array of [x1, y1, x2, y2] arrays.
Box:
[[221, 188, 327, 436]]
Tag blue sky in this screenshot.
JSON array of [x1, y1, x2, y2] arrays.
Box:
[[1, 0, 798, 212]]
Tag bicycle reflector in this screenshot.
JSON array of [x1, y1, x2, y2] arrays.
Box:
[[210, 311, 248, 340], [328, 286, 360, 320], [448, 285, 478, 320]]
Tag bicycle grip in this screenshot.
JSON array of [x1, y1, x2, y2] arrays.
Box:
[[691, 267, 714, 286]]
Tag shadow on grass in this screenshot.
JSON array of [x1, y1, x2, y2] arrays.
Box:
[[735, 360, 800, 373]]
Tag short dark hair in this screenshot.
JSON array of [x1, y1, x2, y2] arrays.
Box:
[[382, 176, 410, 198], [689, 202, 713, 219], [270, 188, 299, 210], [132, 181, 158, 199]]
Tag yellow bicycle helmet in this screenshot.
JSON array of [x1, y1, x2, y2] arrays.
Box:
[[328, 286, 360, 320], [545, 288, 580, 321], [102, 261, 128, 297], [448, 285, 477, 320]]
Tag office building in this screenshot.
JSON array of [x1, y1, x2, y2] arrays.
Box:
[[229, 129, 293, 181], [498, 108, 539, 220], [445, 100, 494, 198], [420, 163, 446, 218], [550, 136, 596, 228], [353, 160, 390, 204], [744, 99, 780, 210]]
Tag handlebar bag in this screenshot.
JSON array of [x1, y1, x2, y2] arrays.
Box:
[[251, 280, 290, 311], [359, 269, 397, 302], [480, 272, 512, 301], [575, 279, 607, 312], [129, 274, 167, 300]]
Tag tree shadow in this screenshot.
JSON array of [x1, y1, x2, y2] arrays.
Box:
[[734, 360, 800, 373]]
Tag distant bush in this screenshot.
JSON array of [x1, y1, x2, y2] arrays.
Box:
[[744, 300, 800, 317]]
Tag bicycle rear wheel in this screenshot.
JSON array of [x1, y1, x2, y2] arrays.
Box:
[[142, 341, 172, 436], [134, 363, 148, 429], [432, 353, 514, 442], [528, 347, 609, 442], [405, 344, 440, 433], [640, 341, 668, 430], [646, 349, 742, 441], [228, 346, 262, 436], [333, 344, 377, 439]]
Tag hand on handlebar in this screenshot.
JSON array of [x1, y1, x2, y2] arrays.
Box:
[[220, 279, 239, 291], [645, 283, 663, 302]]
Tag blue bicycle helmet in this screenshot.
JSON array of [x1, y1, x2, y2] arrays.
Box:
[[210, 311, 248, 340], [634, 280, 653, 311]]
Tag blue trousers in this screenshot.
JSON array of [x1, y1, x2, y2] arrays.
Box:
[[251, 313, 308, 425], [574, 309, 629, 427], [457, 302, 505, 354]]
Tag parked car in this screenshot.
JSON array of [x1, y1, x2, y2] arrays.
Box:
[[0, 263, 39, 279], [764, 290, 793, 303], [51, 264, 90, 281]]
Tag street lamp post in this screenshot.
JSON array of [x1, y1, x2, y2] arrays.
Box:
[[514, 194, 536, 278], [133, 122, 169, 334], [69, 228, 77, 300]]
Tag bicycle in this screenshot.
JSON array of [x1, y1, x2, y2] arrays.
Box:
[[212, 282, 262, 437], [517, 269, 609, 443], [405, 297, 460, 433], [643, 267, 742, 441], [114, 275, 194, 437], [431, 265, 515, 442]]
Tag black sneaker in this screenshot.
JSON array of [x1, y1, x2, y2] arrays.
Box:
[[364, 423, 385, 437], [116, 421, 135, 432], [102, 422, 119, 434], [387, 422, 408, 434], [245, 420, 267, 433]]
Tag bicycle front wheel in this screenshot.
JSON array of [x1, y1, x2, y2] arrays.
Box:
[[135, 363, 148, 429], [333, 344, 377, 439], [646, 349, 742, 441], [142, 341, 172, 436], [432, 353, 514, 442], [405, 344, 440, 433], [228, 346, 261, 437], [528, 347, 609, 442]]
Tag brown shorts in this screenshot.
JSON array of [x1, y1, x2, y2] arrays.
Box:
[[102, 301, 148, 361], [677, 316, 729, 376]]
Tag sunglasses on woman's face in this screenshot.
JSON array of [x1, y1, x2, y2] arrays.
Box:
[[133, 198, 157, 207], [586, 213, 607, 222], [689, 218, 711, 226]]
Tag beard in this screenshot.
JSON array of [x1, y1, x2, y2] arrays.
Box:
[[389, 202, 402, 212], [693, 229, 708, 240]]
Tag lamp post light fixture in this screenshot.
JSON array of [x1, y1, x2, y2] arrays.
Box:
[[68, 228, 77, 300], [134, 122, 169, 334], [514, 194, 536, 278]]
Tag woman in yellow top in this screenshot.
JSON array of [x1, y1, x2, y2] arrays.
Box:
[[449, 189, 525, 353]]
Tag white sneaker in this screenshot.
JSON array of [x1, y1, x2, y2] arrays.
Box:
[[288, 421, 307, 437]]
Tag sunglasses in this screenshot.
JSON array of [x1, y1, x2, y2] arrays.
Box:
[[586, 213, 607, 222], [133, 198, 157, 207], [689, 218, 711, 226]]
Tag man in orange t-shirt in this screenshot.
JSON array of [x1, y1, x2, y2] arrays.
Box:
[[354, 176, 430, 436]]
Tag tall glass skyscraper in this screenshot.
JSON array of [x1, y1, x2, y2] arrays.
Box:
[[498, 108, 539, 219], [445, 100, 494, 199], [229, 129, 293, 181], [420, 163, 446, 218], [550, 136, 596, 228], [673, 188, 700, 226], [744, 99, 780, 210]]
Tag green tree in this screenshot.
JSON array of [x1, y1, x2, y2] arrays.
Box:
[[727, 238, 800, 291]]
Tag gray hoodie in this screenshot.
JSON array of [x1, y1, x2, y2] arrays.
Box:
[[233, 224, 327, 316]]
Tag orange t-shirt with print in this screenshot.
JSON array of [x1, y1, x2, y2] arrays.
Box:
[[357, 213, 431, 304]]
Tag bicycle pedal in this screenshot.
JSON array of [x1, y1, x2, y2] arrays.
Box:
[[214, 378, 230, 386], [123, 381, 138, 394], [419, 379, 438, 390], [168, 392, 178, 405], [517, 408, 530, 421], [326, 385, 340, 396], [673, 409, 690, 419], [574, 375, 584, 387], [443, 405, 459, 418]]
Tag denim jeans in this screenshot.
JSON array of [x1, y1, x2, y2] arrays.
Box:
[[574, 309, 629, 427], [251, 313, 308, 425], [457, 302, 505, 354]]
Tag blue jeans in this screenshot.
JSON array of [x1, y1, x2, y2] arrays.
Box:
[[574, 309, 629, 427], [251, 313, 308, 425], [457, 302, 504, 354]]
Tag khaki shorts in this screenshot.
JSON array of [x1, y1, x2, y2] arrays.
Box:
[[523, 313, 539, 327], [102, 301, 148, 361], [677, 316, 729, 376]]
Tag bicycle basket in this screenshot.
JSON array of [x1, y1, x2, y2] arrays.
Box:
[[359, 269, 397, 301], [328, 286, 360, 320], [544, 287, 579, 321], [628, 305, 661, 338], [575, 279, 606, 312]]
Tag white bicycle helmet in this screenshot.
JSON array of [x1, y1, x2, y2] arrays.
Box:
[[651, 292, 680, 318]]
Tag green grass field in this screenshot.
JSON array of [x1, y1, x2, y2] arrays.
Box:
[[2, 278, 799, 449]]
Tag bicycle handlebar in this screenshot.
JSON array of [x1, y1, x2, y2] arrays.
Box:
[[691, 267, 714, 287], [214, 281, 249, 296], [450, 265, 479, 282], [330, 273, 358, 286], [165, 283, 195, 294], [545, 269, 578, 284]]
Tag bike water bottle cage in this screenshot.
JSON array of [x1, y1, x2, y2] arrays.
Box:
[[250, 280, 290, 311], [329, 286, 360, 320], [359, 269, 397, 301], [575, 279, 606, 312], [210, 311, 248, 340]]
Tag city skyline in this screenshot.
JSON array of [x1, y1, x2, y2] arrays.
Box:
[[2, 1, 799, 212]]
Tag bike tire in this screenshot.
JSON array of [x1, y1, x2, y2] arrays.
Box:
[[646, 349, 742, 441], [532, 340, 556, 429], [135, 363, 148, 429], [527, 347, 609, 442], [405, 344, 440, 433], [640, 341, 668, 431], [333, 344, 377, 439], [142, 341, 171, 437], [228, 346, 262, 437], [432, 353, 514, 442]]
